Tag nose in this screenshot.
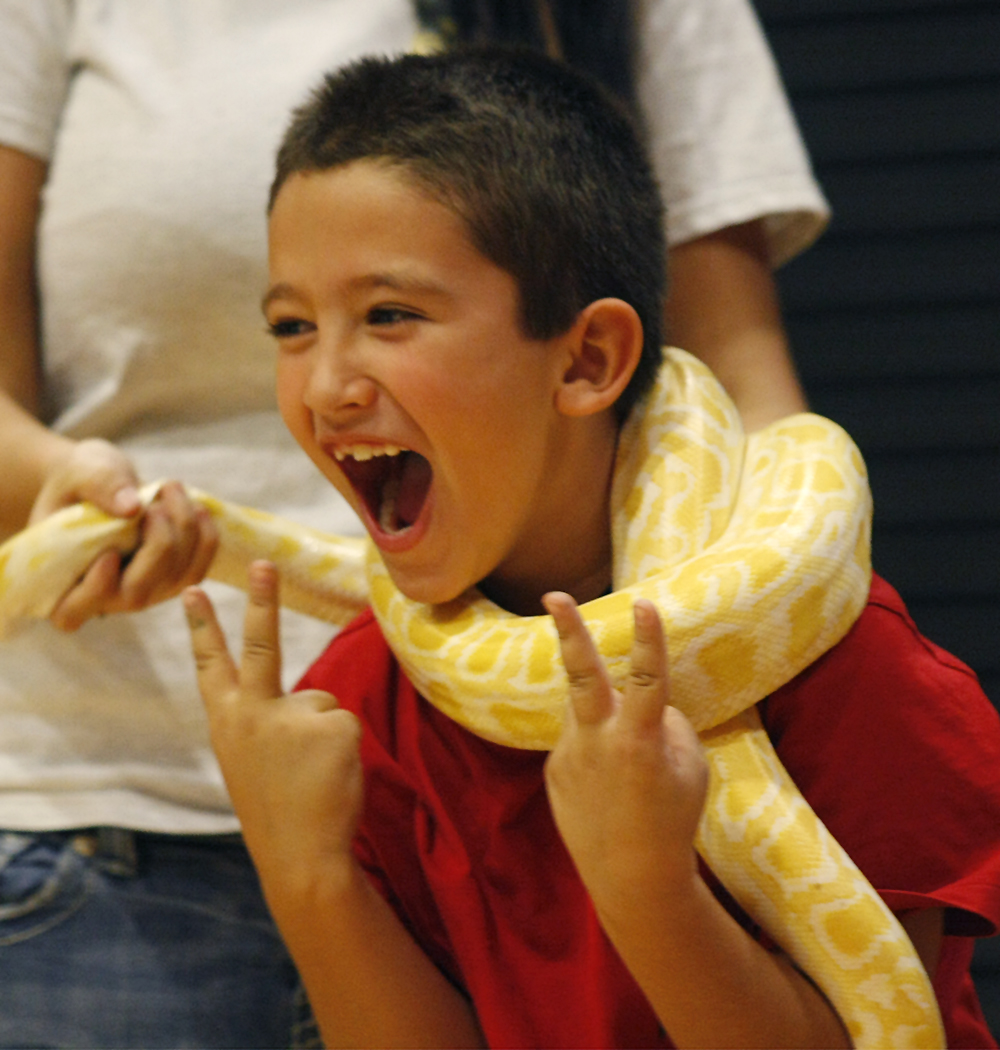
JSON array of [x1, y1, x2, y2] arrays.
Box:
[[302, 339, 378, 418]]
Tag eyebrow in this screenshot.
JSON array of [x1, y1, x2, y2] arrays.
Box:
[[261, 271, 450, 314], [261, 283, 296, 313]]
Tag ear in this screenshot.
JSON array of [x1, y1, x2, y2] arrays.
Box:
[[554, 298, 644, 418]]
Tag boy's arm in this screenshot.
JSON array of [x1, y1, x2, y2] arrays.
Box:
[[272, 856, 485, 1050], [665, 219, 808, 432], [579, 863, 851, 1050], [542, 593, 850, 1049], [185, 561, 484, 1050]]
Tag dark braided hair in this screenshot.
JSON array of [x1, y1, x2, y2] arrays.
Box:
[[414, 0, 637, 111]]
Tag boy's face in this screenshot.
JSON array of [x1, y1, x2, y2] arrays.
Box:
[[266, 161, 597, 611]]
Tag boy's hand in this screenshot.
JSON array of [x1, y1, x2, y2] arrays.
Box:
[[184, 561, 363, 883], [32, 438, 218, 630], [542, 593, 708, 912]]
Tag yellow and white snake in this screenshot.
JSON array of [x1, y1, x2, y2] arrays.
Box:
[[0, 349, 943, 1047]]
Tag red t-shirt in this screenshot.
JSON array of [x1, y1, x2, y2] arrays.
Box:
[[298, 575, 1000, 1048]]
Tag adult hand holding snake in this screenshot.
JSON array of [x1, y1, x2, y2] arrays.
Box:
[[28, 438, 218, 631]]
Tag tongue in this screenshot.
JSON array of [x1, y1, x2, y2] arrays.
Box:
[[395, 452, 432, 527]]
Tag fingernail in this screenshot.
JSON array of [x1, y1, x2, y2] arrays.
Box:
[[542, 591, 568, 612], [112, 486, 140, 515], [182, 588, 204, 624]]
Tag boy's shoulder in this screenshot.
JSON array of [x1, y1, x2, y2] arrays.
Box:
[[785, 572, 984, 697], [863, 574, 984, 681], [765, 572, 992, 744], [763, 573, 1000, 930]]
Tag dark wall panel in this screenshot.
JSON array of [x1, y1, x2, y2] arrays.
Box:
[[786, 303, 999, 380], [754, 0, 999, 707], [753, 0, 1000, 1028]]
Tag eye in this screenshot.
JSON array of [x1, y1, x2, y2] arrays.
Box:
[[267, 317, 315, 339], [366, 305, 422, 327]]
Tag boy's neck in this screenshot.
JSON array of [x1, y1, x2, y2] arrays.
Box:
[[478, 419, 617, 617], [480, 556, 612, 617]]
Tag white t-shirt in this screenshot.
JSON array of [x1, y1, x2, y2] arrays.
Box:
[[0, 0, 828, 833], [634, 0, 829, 264]]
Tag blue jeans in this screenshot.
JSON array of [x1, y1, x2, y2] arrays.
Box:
[[0, 830, 319, 1049]]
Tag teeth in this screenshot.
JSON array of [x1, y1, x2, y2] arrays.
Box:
[[334, 443, 403, 462]]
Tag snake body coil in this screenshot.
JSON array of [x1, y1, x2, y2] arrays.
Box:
[[0, 350, 944, 1047]]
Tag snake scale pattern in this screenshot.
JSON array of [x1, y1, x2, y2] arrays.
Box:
[[0, 349, 943, 1047]]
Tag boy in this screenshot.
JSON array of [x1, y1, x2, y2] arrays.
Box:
[[184, 49, 1000, 1048]]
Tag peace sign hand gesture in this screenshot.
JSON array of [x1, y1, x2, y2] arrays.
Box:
[[184, 561, 363, 889], [542, 592, 708, 918]]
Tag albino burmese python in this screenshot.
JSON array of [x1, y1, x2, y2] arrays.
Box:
[[0, 349, 942, 1047]]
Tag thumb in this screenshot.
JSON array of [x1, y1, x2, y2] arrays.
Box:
[[663, 706, 706, 777], [31, 438, 143, 523], [76, 439, 142, 517]]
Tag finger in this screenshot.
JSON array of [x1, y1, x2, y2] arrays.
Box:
[[663, 706, 707, 788], [110, 502, 176, 609], [619, 598, 670, 731], [152, 480, 202, 566], [183, 585, 240, 706], [118, 484, 211, 605], [116, 480, 196, 600], [181, 506, 220, 587], [109, 482, 142, 517], [543, 590, 615, 724], [49, 550, 122, 631], [238, 560, 284, 700]]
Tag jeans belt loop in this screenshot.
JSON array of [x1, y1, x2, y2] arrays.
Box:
[[91, 827, 140, 878]]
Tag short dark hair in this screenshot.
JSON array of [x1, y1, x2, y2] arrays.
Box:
[[271, 46, 666, 419]]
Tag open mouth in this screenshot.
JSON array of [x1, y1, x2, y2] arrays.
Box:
[[336, 445, 433, 535]]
